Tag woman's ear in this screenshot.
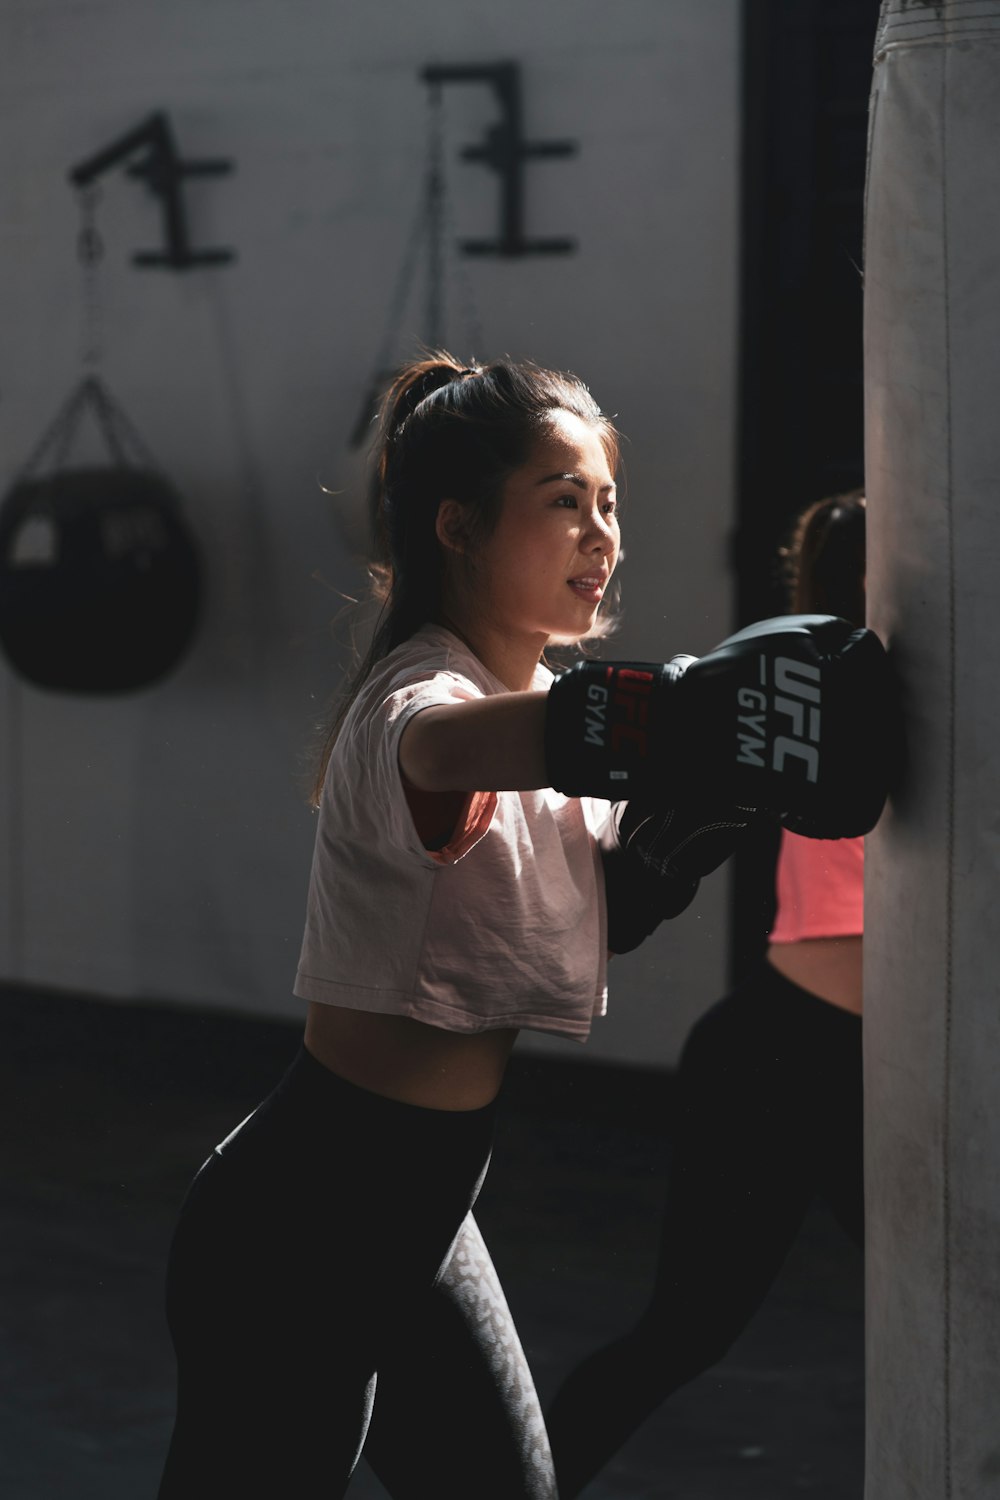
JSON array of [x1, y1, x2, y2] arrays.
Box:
[[435, 499, 466, 554]]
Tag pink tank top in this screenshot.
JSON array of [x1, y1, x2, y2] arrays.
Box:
[[769, 829, 864, 943]]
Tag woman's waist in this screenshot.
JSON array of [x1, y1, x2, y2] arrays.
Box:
[[765, 936, 863, 1014], [304, 1001, 518, 1111]]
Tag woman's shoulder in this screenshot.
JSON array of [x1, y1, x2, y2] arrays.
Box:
[[374, 625, 509, 700], [337, 626, 498, 752], [781, 828, 864, 866], [778, 828, 864, 893]]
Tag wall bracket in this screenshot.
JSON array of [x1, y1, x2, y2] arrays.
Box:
[[68, 111, 235, 270], [421, 62, 578, 256]]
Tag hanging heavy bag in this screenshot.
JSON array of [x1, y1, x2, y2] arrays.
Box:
[[0, 376, 202, 693], [0, 468, 201, 693]]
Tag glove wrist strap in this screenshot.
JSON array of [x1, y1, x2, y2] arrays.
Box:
[[544, 660, 672, 800]]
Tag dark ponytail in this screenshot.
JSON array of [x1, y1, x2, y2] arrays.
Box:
[[780, 489, 866, 626], [310, 350, 619, 805], [367, 354, 478, 654]]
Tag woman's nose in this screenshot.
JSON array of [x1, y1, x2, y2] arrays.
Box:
[[585, 510, 616, 554]]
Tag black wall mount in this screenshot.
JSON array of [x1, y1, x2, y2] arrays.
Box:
[[421, 62, 578, 256], [68, 111, 235, 270]]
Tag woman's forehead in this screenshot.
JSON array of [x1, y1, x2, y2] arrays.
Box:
[[526, 410, 615, 476]]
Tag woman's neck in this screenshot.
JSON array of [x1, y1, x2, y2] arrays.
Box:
[[436, 612, 545, 692]]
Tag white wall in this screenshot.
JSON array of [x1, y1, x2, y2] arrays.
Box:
[[0, 0, 741, 1068]]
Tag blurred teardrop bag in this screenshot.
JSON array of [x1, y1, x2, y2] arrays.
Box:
[[0, 375, 201, 692]]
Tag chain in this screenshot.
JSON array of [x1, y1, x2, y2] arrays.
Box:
[[425, 86, 485, 359], [434, 94, 484, 360], [425, 81, 445, 349], [76, 184, 104, 370], [350, 76, 489, 447]]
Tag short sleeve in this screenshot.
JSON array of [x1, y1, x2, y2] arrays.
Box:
[[362, 669, 499, 865]]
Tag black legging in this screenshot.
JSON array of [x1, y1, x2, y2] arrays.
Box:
[[363, 1212, 557, 1498], [157, 1044, 555, 1499], [545, 960, 863, 1497]]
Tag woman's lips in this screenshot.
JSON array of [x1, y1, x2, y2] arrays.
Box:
[[568, 575, 606, 601]]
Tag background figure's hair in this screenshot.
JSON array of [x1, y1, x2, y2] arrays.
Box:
[[780, 489, 866, 627], [311, 351, 620, 804]]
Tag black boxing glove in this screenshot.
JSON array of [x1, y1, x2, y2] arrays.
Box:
[[545, 615, 892, 838], [600, 799, 752, 953], [681, 615, 892, 837]]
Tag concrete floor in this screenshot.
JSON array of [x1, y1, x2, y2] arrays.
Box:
[[1, 985, 863, 1499]]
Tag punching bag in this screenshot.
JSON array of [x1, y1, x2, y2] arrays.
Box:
[[864, 4, 1000, 1496], [0, 468, 200, 692], [0, 376, 201, 693]]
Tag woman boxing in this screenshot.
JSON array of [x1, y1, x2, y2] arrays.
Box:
[[156, 358, 881, 1500]]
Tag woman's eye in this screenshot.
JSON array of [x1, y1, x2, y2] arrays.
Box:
[[556, 494, 578, 508], [603, 501, 618, 517]]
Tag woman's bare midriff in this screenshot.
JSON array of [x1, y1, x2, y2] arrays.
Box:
[[766, 935, 864, 1015], [304, 1002, 518, 1111]]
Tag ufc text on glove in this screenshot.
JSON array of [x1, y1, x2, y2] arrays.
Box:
[[544, 614, 895, 839]]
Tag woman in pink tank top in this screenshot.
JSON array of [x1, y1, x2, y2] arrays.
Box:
[[547, 491, 869, 1495]]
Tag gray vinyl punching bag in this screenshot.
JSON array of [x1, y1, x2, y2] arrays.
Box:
[[864, 5, 1000, 1496]]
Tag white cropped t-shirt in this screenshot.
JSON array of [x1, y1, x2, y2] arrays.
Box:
[[294, 625, 611, 1041]]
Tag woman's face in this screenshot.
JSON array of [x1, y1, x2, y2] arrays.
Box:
[[451, 409, 620, 653]]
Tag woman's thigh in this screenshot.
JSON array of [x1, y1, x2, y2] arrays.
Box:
[[364, 1215, 557, 1500], [159, 1049, 497, 1497]]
